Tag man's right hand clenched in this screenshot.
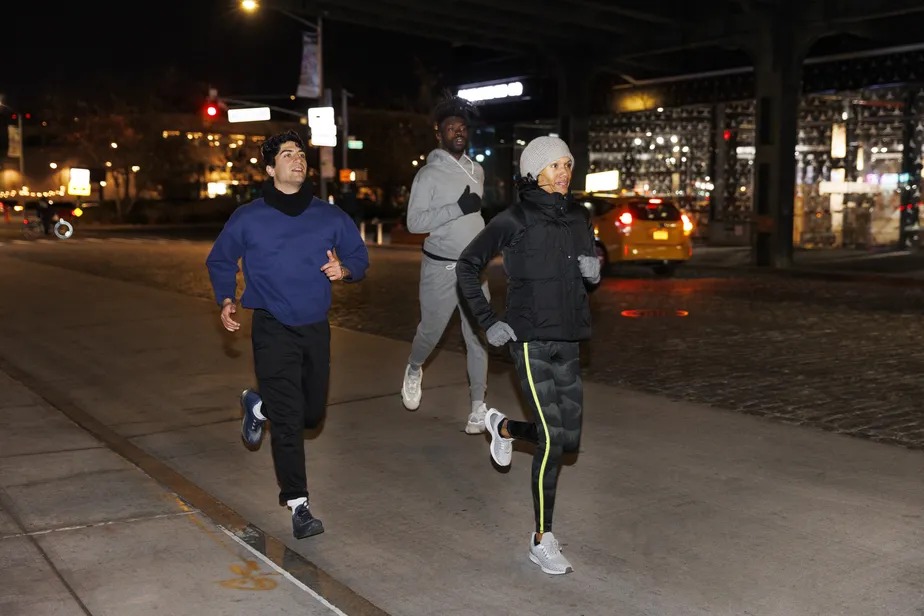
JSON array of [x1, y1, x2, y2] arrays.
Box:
[[457, 185, 482, 215], [220, 300, 241, 332]]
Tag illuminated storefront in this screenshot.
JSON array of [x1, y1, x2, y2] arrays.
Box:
[[587, 84, 924, 249]]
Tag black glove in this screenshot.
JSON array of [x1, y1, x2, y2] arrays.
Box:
[[457, 185, 482, 215]]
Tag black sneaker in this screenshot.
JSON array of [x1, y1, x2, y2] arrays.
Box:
[[240, 389, 266, 450], [292, 503, 325, 539]]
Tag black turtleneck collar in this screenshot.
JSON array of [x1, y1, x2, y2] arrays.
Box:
[[518, 181, 571, 216], [262, 179, 315, 217]]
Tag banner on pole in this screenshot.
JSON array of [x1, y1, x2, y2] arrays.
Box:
[[7, 126, 21, 159], [296, 30, 321, 99]]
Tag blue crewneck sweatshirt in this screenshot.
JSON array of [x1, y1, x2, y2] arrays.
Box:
[[206, 196, 369, 326]]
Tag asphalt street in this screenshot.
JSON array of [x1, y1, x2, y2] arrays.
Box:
[[2, 229, 923, 450]]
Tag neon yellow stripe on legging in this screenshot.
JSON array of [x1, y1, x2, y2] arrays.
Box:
[[523, 341, 551, 533]]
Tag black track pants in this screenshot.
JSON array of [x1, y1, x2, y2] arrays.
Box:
[[251, 309, 330, 506]]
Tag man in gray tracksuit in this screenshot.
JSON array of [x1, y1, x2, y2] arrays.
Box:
[[400, 94, 493, 434]]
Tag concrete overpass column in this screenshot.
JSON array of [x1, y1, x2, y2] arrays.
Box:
[[899, 88, 922, 248], [749, 10, 813, 268], [556, 60, 595, 189]]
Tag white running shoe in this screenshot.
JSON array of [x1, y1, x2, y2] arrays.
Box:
[[401, 365, 422, 410], [465, 402, 488, 434], [484, 408, 513, 467], [528, 532, 574, 575]]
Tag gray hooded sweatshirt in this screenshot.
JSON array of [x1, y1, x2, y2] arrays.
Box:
[[406, 148, 485, 260]]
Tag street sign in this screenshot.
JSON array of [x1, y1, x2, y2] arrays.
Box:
[[585, 170, 620, 193], [67, 168, 91, 196], [228, 107, 271, 123], [308, 106, 337, 147], [347, 139, 364, 150]]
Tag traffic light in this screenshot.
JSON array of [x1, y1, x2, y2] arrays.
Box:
[[204, 87, 221, 120]]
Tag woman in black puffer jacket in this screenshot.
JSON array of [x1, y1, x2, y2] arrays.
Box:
[[457, 136, 600, 576]]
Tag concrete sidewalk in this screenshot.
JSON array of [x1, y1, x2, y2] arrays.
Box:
[[0, 368, 354, 616], [0, 257, 923, 615]]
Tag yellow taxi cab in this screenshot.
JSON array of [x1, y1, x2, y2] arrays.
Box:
[[577, 193, 694, 276]]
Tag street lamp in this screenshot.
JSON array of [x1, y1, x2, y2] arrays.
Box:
[[239, 0, 319, 29], [237, 0, 335, 201]]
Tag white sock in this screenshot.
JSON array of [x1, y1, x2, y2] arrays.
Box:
[[472, 400, 485, 414], [252, 400, 266, 420], [287, 497, 307, 513]]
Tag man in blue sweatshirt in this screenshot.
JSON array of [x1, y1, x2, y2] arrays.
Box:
[[205, 130, 369, 540]]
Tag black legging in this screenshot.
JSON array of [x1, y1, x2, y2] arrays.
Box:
[[507, 340, 583, 534]]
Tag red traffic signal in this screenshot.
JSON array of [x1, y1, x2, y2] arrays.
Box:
[[205, 104, 219, 118]]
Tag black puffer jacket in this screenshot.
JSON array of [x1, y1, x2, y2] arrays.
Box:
[[457, 184, 596, 342]]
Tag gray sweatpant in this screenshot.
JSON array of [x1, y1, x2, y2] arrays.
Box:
[[409, 254, 489, 404]]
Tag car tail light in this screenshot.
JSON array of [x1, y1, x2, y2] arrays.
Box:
[[681, 213, 693, 235], [23, 218, 29, 224], [616, 211, 633, 235]]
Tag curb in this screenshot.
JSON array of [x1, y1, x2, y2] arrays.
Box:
[[689, 260, 924, 288]]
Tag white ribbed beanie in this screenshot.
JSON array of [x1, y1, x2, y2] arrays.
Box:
[[519, 136, 574, 180]]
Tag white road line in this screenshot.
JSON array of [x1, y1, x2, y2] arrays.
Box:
[[221, 527, 349, 616]]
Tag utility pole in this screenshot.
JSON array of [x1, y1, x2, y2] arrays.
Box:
[[342, 88, 353, 170], [17, 112, 24, 182], [316, 16, 328, 201]]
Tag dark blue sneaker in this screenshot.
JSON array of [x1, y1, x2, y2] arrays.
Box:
[[240, 389, 266, 450], [292, 503, 324, 539]]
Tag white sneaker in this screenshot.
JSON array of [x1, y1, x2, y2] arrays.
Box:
[[401, 365, 422, 410], [528, 532, 574, 575], [484, 408, 513, 467], [465, 402, 488, 434]]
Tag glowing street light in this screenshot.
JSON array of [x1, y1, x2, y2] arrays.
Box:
[[239, 0, 319, 29]]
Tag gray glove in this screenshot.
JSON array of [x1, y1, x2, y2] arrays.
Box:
[[486, 321, 517, 347], [578, 255, 601, 284]]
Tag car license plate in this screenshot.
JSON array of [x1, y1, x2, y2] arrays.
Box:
[[653, 230, 669, 240]]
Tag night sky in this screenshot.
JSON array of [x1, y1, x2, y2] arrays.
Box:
[[2, 0, 479, 111]]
